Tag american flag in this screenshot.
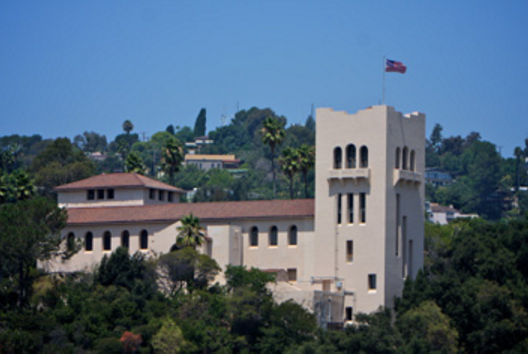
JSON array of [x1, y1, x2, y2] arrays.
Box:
[[385, 59, 407, 74]]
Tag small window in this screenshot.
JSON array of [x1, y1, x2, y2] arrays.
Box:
[[337, 194, 342, 225], [288, 225, 298, 246], [250, 227, 259, 247], [140, 230, 149, 250], [107, 189, 115, 199], [410, 150, 415, 172], [149, 189, 155, 199], [288, 268, 297, 282], [87, 189, 95, 200], [121, 231, 130, 249], [346, 307, 353, 321], [402, 147, 408, 170], [360, 193, 366, 224], [346, 240, 353, 263], [159, 190, 164, 201], [103, 231, 112, 251], [269, 226, 278, 246], [97, 189, 105, 200], [360, 146, 368, 168], [85, 232, 93, 251], [348, 193, 354, 224], [334, 147, 342, 169], [66, 232, 75, 251], [395, 148, 401, 169], [168, 192, 174, 202], [346, 144, 356, 168], [368, 274, 377, 290]]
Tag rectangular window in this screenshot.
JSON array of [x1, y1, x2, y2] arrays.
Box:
[[168, 192, 173, 202], [348, 193, 354, 224], [288, 268, 297, 282], [346, 240, 353, 263], [408, 240, 414, 279], [396, 194, 400, 256], [87, 189, 95, 200], [149, 189, 155, 199], [360, 193, 366, 223], [368, 274, 377, 291], [346, 307, 353, 321], [159, 190, 164, 201], [337, 194, 342, 225], [97, 189, 105, 200], [107, 189, 115, 200], [402, 216, 407, 277]]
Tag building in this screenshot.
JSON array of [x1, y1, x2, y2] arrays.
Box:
[[425, 168, 453, 187], [49, 105, 425, 324], [427, 202, 478, 224], [184, 154, 241, 171], [185, 136, 214, 154]]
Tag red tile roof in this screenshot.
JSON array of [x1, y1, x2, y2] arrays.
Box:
[[65, 199, 314, 225], [55, 173, 185, 193]]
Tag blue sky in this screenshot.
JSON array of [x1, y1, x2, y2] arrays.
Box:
[[1, 1, 527, 156]]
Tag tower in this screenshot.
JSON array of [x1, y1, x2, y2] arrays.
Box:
[[313, 105, 425, 316]]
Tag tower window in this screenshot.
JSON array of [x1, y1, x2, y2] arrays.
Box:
[[103, 231, 112, 251], [337, 194, 342, 225], [395, 147, 401, 169], [360, 146, 368, 168], [410, 150, 416, 171], [121, 230, 130, 249], [288, 225, 298, 246], [87, 190, 95, 200], [346, 240, 353, 263], [97, 189, 105, 199], [269, 226, 278, 246], [149, 189, 155, 199], [140, 230, 149, 250], [346, 144, 356, 168], [250, 227, 259, 247], [107, 189, 115, 199], [334, 147, 342, 169], [368, 274, 377, 290], [348, 193, 354, 224], [85, 232, 93, 252], [402, 147, 408, 170], [360, 193, 366, 223]]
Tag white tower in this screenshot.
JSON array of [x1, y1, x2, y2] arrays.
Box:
[[314, 105, 425, 316]]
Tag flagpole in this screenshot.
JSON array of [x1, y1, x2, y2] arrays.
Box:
[[382, 56, 386, 105]]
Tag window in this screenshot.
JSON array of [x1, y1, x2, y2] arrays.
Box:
[[346, 307, 353, 321], [168, 192, 174, 202], [395, 148, 401, 169], [159, 190, 164, 201], [103, 231, 112, 251], [269, 226, 278, 246], [368, 274, 377, 290], [250, 227, 259, 247], [140, 230, 149, 250], [87, 189, 95, 200], [346, 144, 356, 168], [337, 194, 342, 225], [97, 189, 105, 200], [408, 240, 414, 279], [149, 189, 155, 199], [410, 150, 415, 171], [288, 268, 297, 282], [402, 147, 408, 170], [360, 193, 366, 223], [360, 146, 368, 168], [346, 240, 353, 263], [121, 231, 130, 249], [402, 216, 407, 277], [396, 194, 400, 256], [66, 232, 75, 251], [107, 189, 115, 199], [334, 147, 342, 169], [85, 232, 93, 251], [288, 225, 298, 246], [348, 193, 354, 224]]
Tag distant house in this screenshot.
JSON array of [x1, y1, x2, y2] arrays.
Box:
[[425, 168, 453, 187], [185, 154, 241, 171], [426, 202, 478, 224], [185, 136, 214, 154]]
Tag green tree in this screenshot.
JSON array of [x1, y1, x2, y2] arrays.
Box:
[[152, 318, 192, 353], [305, 114, 315, 132], [261, 116, 285, 198], [125, 151, 146, 174], [298, 145, 315, 198], [193, 108, 207, 137], [176, 214, 206, 249], [161, 138, 184, 185], [514, 146, 524, 192], [279, 147, 300, 199], [13, 170, 36, 201], [122, 120, 134, 135]]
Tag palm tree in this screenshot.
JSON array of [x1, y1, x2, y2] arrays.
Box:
[[123, 120, 134, 135], [161, 138, 184, 185], [0, 174, 12, 203], [298, 145, 315, 198], [261, 116, 285, 198], [14, 170, 36, 201], [280, 147, 300, 199], [176, 214, 206, 249]]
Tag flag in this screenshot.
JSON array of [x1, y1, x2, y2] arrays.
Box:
[[385, 59, 407, 74]]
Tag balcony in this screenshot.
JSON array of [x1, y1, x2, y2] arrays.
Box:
[[393, 169, 422, 186], [328, 168, 370, 184]]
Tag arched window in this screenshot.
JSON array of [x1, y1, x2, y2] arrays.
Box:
[[250, 226, 259, 247], [395, 148, 401, 169], [410, 150, 415, 171], [121, 231, 130, 249], [360, 146, 368, 168], [334, 147, 342, 169], [140, 230, 149, 250], [346, 144, 356, 168], [269, 226, 278, 246], [85, 232, 93, 252], [288, 225, 298, 246], [402, 147, 408, 170], [103, 231, 112, 251], [66, 232, 75, 251]]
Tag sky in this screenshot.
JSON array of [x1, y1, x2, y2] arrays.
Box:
[[1, 1, 527, 157]]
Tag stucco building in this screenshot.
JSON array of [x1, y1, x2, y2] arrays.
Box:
[[50, 105, 425, 325]]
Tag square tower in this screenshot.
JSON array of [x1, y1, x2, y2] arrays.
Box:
[[314, 105, 425, 315]]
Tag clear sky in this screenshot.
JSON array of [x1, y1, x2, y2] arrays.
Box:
[[1, 1, 527, 156]]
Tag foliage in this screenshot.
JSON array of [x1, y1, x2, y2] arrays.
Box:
[[73, 131, 108, 153], [161, 137, 184, 185], [279, 147, 300, 199], [122, 120, 134, 135], [193, 108, 207, 137], [152, 318, 192, 353], [125, 151, 147, 174], [176, 213, 206, 249], [261, 116, 286, 198]]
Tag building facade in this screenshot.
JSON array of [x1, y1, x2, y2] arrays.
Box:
[[49, 105, 425, 323]]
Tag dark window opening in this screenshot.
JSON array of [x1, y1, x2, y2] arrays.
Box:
[[269, 226, 278, 246], [250, 227, 259, 247], [85, 232, 93, 251], [337, 194, 342, 225], [159, 190, 164, 201], [87, 190, 95, 200], [103, 231, 111, 251], [395, 148, 401, 169], [168, 192, 174, 202], [360, 193, 366, 223], [346, 307, 353, 321], [346, 144, 356, 168], [97, 189, 105, 200], [360, 146, 369, 168], [121, 231, 130, 249], [368, 274, 377, 290], [346, 240, 353, 263], [288, 268, 297, 282], [289, 225, 298, 246], [334, 147, 342, 169], [402, 147, 408, 170], [140, 230, 148, 250], [107, 189, 115, 199], [348, 193, 354, 224], [149, 189, 155, 199]]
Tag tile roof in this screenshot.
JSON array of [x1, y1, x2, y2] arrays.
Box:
[[185, 154, 237, 162], [54, 173, 185, 193], [65, 199, 314, 225]]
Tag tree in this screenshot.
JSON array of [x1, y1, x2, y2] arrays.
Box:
[[429, 123, 443, 152], [297, 145, 315, 198], [13, 170, 36, 201], [279, 147, 300, 199], [176, 214, 206, 249], [305, 115, 315, 132], [166, 124, 176, 135], [125, 151, 146, 174], [193, 108, 207, 137], [161, 138, 184, 185], [261, 116, 285, 198], [152, 318, 192, 353], [514, 146, 524, 192], [122, 120, 134, 135]]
